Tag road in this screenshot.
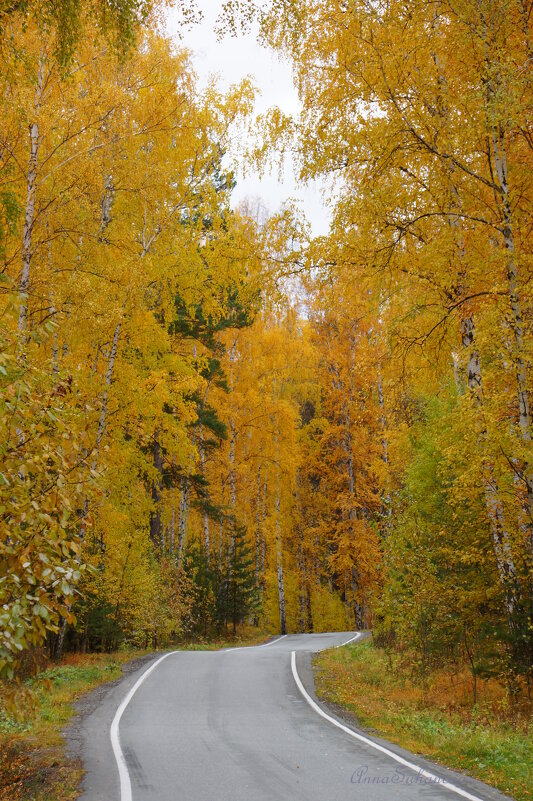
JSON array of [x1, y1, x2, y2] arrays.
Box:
[[76, 632, 509, 801]]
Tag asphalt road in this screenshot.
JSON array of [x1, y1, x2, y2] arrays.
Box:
[[76, 632, 510, 801]]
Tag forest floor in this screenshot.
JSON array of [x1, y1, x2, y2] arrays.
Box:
[[0, 627, 270, 801], [314, 639, 532, 801]]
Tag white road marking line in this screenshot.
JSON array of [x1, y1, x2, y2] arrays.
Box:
[[111, 636, 288, 799], [110, 652, 178, 801], [111, 635, 288, 796], [335, 632, 362, 648], [109, 634, 357, 801], [257, 634, 287, 648], [224, 634, 287, 652], [290, 651, 487, 801]]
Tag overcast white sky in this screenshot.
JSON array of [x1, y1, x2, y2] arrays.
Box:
[[165, 1, 331, 236]]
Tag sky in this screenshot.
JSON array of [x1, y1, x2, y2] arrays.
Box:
[[165, 1, 331, 236]]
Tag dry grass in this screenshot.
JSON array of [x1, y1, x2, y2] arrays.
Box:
[[0, 650, 142, 801], [314, 640, 532, 801]]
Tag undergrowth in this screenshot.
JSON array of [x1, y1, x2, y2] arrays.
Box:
[[314, 640, 532, 801]]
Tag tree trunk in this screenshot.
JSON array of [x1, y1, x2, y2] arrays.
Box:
[[99, 174, 114, 239], [261, 476, 267, 575], [228, 335, 237, 555], [229, 416, 236, 545], [79, 318, 121, 542], [78, 173, 120, 540], [177, 476, 190, 565], [297, 548, 310, 632], [199, 427, 210, 560], [150, 432, 163, 547], [53, 618, 68, 662], [377, 365, 393, 527], [460, 311, 519, 616], [443, 107, 521, 616], [18, 58, 45, 341], [218, 510, 224, 574], [484, 34, 533, 554], [169, 505, 175, 555], [274, 444, 286, 635], [255, 464, 262, 583], [492, 135, 533, 532], [351, 566, 363, 629]]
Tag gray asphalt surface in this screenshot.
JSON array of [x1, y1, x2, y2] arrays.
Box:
[[76, 632, 511, 801]]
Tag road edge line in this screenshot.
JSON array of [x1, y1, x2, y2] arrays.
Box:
[[110, 651, 177, 801], [257, 634, 287, 648], [334, 632, 362, 648], [290, 650, 487, 801], [224, 634, 287, 652]]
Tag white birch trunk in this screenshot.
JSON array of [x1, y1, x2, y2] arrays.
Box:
[[491, 135, 533, 529], [79, 319, 121, 541], [275, 490, 287, 635], [219, 510, 224, 573], [255, 464, 262, 583], [274, 430, 287, 634], [377, 366, 393, 528], [440, 91, 521, 611], [229, 335, 237, 553], [484, 31, 533, 552], [460, 312, 518, 615], [261, 476, 267, 575], [177, 476, 190, 566], [169, 505, 175, 555], [18, 57, 45, 339]]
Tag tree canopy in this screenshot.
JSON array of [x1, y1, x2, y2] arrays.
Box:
[[0, 0, 531, 700]]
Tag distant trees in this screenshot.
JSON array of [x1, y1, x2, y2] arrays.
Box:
[[182, 524, 258, 637], [251, 0, 533, 691]]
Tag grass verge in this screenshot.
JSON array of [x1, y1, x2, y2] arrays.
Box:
[[0, 650, 151, 801], [314, 640, 532, 801]]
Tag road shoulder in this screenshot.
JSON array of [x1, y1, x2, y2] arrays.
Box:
[[65, 652, 162, 801]]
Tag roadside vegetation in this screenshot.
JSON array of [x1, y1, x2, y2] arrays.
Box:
[[314, 640, 532, 801], [0, 650, 142, 801]]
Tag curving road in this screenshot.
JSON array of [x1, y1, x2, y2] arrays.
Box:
[[76, 632, 510, 801]]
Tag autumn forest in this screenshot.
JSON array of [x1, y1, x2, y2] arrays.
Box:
[[1, 0, 532, 707]]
